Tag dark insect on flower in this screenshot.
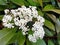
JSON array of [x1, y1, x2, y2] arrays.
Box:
[[25, 21, 35, 29], [0, 20, 4, 29]]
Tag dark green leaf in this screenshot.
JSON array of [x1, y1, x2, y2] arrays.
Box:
[[55, 19, 60, 33], [43, 5, 55, 11], [26, 39, 46, 45], [7, 33, 17, 44], [38, 10, 44, 16], [44, 19, 55, 31], [57, 1, 60, 8], [44, 28, 54, 36], [11, 0, 24, 6], [0, 5, 7, 11], [52, 9, 60, 14], [37, 0, 43, 7], [0, 28, 16, 45], [43, 0, 51, 2], [46, 14, 57, 23], [7, 3, 17, 9], [48, 40, 54, 45], [0, 0, 7, 5], [43, 5, 60, 14], [28, 29, 34, 35], [17, 31, 25, 45], [27, 0, 37, 6], [24, 1, 29, 6], [57, 33, 60, 45], [0, 15, 3, 20]]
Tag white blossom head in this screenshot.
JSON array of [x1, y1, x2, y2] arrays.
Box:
[[2, 6, 45, 43]]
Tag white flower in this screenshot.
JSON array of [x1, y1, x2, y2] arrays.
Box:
[[28, 34, 37, 43], [14, 18, 19, 26], [33, 21, 42, 29], [6, 23, 14, 28], [11, 10, 17, 17], [21, 5, 26, 9], [2, 15, 12, 23], [20, 26, 28, 32], [22, 31, 26, 35], [3, 23, 14, 28], [2, 6, 45, 43], [37, 16, 45, 23], [4, 9, 9, 14], [33, 27, 45, 39], [19, 19, 27, 25]]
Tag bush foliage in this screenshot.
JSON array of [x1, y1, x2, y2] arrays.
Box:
[[0, 0, 60, 45]]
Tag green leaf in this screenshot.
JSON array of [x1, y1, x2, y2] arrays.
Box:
[[57, 33, 60, 45], [0, 5, 7, 11], [28, 29, 34, 35], [8, 29, 25, 45], [27, 0, 37, 6], [0, 15, 3, 20], [7, 3, 17, 9], [48, 40, 54, 45], [44, 28, 54, 36], [0, 0, 7, 5], [52, 9, 60, 14], [43, 0, 51, 2], [43, 5, 55, 11], [11, 0, 24, 6], [0, 28, 16, 45], [55, 19, 60, 33], [17, 31, 25, 45], [57, 1, 60, 8], [44, 19, 55, 31], [24, 1, 29, 6], [38, 10, 44, 16], [7, 33, 17, 44], [26, 39, 46, 45], [43, 5, 60, 14], [46, 14, 57, 23], [37, 0, 43, 7]]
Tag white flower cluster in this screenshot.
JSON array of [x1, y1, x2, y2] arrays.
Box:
[[2, 6, 45, 43]]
